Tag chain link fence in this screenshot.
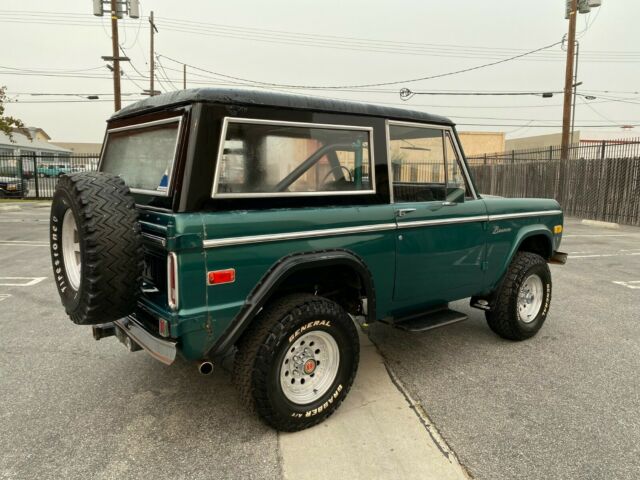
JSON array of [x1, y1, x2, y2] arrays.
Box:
[[467, 139, 640, 226], [0, 154, 99, 199]]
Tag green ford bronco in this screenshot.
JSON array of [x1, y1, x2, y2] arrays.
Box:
[[49, 88, 566, 431]]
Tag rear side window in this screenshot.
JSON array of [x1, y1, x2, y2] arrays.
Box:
[[213, 119, 374, 197], [101, 117, 181, 195]]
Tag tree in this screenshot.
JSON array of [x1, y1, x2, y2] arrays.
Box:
[[0, 86, 25, 141]]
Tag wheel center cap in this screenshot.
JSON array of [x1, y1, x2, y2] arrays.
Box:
[[303, 359, 316, 375]]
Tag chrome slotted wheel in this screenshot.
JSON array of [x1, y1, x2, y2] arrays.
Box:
[[61, 209, 81, 290], [279, 330, 340, 405], [517, 273, 543, 323]]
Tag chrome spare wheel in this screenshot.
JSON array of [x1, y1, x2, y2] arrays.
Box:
[[62, 209, 81, 290], [280, 330, 340, 405], [517, 273, 543, 323]]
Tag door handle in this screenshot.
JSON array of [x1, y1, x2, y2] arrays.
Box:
[[396, 208, 417, 217], [441, 201, 457, 206]]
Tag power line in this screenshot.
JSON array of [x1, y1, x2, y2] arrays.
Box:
[[2, 10, 640, 63], [157, 41, 564, 90]]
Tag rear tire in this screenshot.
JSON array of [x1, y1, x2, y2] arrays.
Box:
[[486, 252, 552, 341], [234, 294, 359, 431], [50, 172, 143, 325]]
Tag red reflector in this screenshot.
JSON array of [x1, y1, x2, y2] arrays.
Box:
[[208, 269, 236, 285], [159, 318, 170, 338]]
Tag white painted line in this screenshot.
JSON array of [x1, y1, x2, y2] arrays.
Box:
[[581, 219, 620, 229], [571, 253, 640, 259], [0, 277, 47, 286], [0, 240, 48, 244], [568, 248, 640, 255], [0, 294, 11, 302], [564, 234, 628, 237], [613, 281, 640, 290], [0, 242, 48, 247]]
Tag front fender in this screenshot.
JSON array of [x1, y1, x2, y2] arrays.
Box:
[[487, 225, 554, 295]]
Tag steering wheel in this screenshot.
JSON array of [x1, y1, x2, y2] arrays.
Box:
[[321, 165, 353, 186]]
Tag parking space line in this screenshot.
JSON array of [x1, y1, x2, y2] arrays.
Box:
[[0, 277, 47, 286], [613, 281, 640, 290], [0, 294, 11, 302], [564, 234, 628, 237], [571, 253, 640, 259], [0, 242, 48, 247]]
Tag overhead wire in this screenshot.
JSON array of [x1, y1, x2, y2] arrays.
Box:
[[157, 41, 564, 90]]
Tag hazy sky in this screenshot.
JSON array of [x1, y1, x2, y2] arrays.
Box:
[[1, 0, 639, 142]]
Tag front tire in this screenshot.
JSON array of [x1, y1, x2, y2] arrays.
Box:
[[486, 252, 552, 341], [234, 294, 359, 431]]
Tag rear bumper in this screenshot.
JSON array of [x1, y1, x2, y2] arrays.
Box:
[[94, 316, 177, 365]]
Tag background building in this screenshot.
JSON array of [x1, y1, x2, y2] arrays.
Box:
[[458, 131, 505, 156]]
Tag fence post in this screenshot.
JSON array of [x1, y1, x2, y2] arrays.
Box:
[[17, 156, 24, 197], [33, 155, 40, 199], [548, 146, 553, 161], [511, 150, 515, 163], [484, 153, 487, 165], [600, 140, 606, 160]]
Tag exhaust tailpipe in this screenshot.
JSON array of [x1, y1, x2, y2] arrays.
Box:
[[198, 361, 214, 375]]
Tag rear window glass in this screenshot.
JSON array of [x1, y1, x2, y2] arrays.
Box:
[[213, 119, 374, 197], [101, 118, 181, 195]]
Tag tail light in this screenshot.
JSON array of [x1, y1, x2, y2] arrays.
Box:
[[167, 252, 179, 310]]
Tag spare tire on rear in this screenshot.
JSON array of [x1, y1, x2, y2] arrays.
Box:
[[50, 172, 143, 325]]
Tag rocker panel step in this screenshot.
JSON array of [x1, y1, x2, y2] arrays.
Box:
[[393, 308, 468, 332]]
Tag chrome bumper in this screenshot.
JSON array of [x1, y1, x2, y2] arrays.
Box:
[[113, 316, 177, 365]]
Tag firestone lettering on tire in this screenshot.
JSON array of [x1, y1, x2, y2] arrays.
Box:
[[288, 320, 332, 343], [51, 215, 67, 294]]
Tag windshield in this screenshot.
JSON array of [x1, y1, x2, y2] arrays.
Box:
[[101, 118, 181, 195]]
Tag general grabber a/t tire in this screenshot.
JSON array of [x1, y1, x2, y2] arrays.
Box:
[[234, 294, 360, 431], [486, 251, 552, 341], [50, 172, 143, 325]]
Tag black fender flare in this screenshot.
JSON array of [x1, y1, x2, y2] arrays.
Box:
[[208, 249, 376, 357]]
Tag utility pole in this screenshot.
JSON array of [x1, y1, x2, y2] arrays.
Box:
[[570, 42, 581, 146], [94, 0, 138, 111], [183, 64, 187, 90], [561, 0, 578, 160], [110, 0, 122, 111], [149, 11, 158, 96]]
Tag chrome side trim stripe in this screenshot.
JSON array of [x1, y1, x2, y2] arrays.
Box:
[[397, 215, 489, 229], [488, 210, 563, 221], [201, 210, 562, 248], [203, 223, 397, 248]]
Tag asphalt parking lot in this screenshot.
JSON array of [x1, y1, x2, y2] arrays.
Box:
[[371, 218, 640, 480], [1, 202, 639, 479]]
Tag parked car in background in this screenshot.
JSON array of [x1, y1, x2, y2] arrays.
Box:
[[37, 164, 80, 177], [0, 176, 28, 197]]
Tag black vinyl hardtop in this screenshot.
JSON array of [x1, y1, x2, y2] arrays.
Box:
[[111, 87, 454, 126]]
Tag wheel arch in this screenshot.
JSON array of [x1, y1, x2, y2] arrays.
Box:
[[495, 226, 553, 290], [208, 249, 375, 357]]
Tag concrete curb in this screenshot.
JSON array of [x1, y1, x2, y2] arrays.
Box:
[[279, 332, 469, 480], [0, 205, 20, 211], [581, 219, 620, 229]]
